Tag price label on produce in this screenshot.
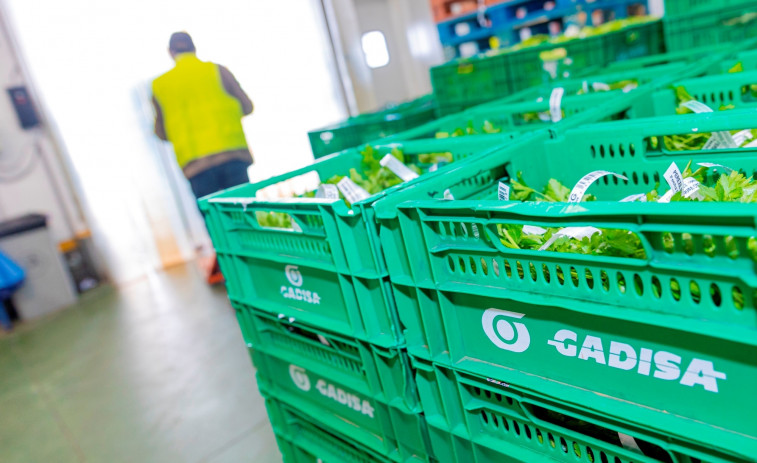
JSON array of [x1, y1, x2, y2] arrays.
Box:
[[680, 100, 737, 148], [522, 225, 547, 235], [697, 162, 734, 173], [497, 182, 510, 200], [380, 154, 419, 181], [538, 226, 601, 251], [315, 184, 339, 199], [664, 162, 684, 192], [549, 87, 565, 122], [681, 177, 702, 199], [620, 193, 647, 202], [337, 178, 370, 203], [568, 170, 628, 203]]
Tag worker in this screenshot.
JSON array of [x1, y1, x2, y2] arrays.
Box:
[[152, 32, 253, 283]]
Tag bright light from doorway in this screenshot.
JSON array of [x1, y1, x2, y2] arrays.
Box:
[[361, 30, 390, 69]]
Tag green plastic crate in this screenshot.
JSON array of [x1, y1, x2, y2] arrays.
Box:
[[265, 397, 400, 463], [200, 137, 507, 347], [255, 349, 427, 461], [648, 70, 757, 116], [308, 95, 438, 158], [664, 0, 756, 17], [384, 89, 634, 143], [444, 64, 757, 134], [412, 360, 745, 463], [601, 19, 664, 63], [246, 306, 430, 462], [602, 37, 757, 74], [431, 20, 663, 114], [430, 55, 512, 116], [236, 305, 418, 411], [664, 4, 757, 52], [385, 109, 757, 457], [472, 61, 688, 112], [506, 34, 608, 93]]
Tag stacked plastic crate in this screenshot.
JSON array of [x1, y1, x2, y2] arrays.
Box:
[[431, 16, 663, 115], [201, 40, 757, 462], [200, 134, 519, 462], [663, 0, 757, 52], [199, 81, 638, 460], [308, 95, 438, 159], [375, 54, 757, 463]]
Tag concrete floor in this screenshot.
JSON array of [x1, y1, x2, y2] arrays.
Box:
[[0, 264, 281, 463]]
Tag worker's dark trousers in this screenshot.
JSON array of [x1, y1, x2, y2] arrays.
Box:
[[188, 159, 251, 202]]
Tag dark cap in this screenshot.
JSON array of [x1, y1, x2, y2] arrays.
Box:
[[169, 32, 195, 53]]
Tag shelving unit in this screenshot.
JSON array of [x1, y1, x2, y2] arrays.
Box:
[[436, 0, 650, 59]]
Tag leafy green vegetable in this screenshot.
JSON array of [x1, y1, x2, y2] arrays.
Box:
[[495, 223, 645, 259], [510, 172, 595, 202], [643, 85, 757, 152], [494, 162, 756, 260], [256, 146, 455, 228], [436, 120, 501, 138]]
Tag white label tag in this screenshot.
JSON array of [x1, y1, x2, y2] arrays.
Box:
[[549, 87, 565, 122], [622, 83, 638, 92], [703, 132, 737, 150], [337, 177, 371, 203], [560, 226, 602, 240], [618, 433, 643, 455], [443, 189, 454, 200], [380, 154, 419, 181], [620, 193, 647, 202], [681, 177, 701, 199], [743, 188, 756, 202], [657, 189, 675, 203], [429, 163, 439, 172], [498, 182, 510, 200], [681, 100, 714, 113], [732, 129, 753, 145], [568, 170, 628, 202], [538, 226, 601, 251], [697, 162, 734, 173], [591, 82, 611, 91], [744, 138, 757, 148], [522, 225, 547, 235], [664, 163, 684, 192], [702, 136, 721, 150], [317, 334, 331, 346], [315, 184, 339, 199], [681, 100, 737, 148]]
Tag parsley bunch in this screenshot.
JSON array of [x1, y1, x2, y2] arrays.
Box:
[[435, 120, 501, 138], [256, 146, 454, 229]]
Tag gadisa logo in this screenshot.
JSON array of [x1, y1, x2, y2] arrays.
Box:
[[289, 364, 311, 391], [482, 308, 531, 352], [285, 265, 303, 287]]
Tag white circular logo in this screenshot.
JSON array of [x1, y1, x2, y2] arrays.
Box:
[[289, 364, 311, 391], [482, 308, 531, 352], [285, 265, 303, 287]]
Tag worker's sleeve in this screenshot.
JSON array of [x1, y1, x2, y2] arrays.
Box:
[[219, 65, 253, 115], [152, 95, 168, 141]]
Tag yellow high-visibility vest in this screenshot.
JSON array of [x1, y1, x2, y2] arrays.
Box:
[[152, 53, 247, 168]]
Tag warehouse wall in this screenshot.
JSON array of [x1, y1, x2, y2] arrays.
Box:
[[325, 0, 444, 113], [0, 4, 87, 244]]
